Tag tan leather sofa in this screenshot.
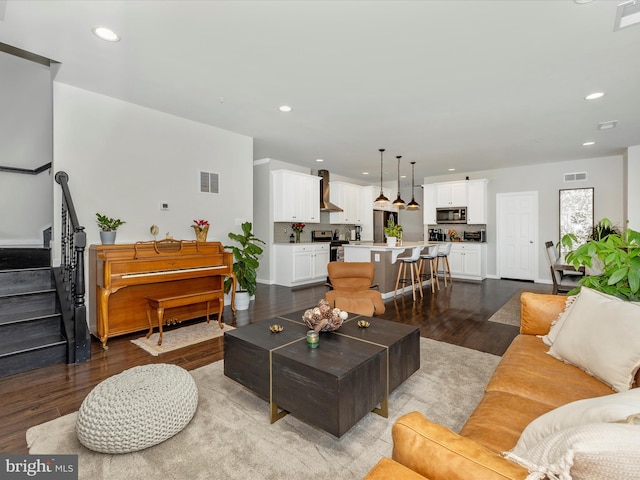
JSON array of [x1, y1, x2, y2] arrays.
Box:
[[364, 292, 624, 480]]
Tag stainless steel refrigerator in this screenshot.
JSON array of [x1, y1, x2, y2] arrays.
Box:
[[373, 210, 399, 243]]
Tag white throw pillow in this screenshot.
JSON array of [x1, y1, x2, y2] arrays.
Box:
[[541, 294, 579, 347], [510, 389, 640, 457], [505, 423, 640, 480], [548, 287, 640, 392]]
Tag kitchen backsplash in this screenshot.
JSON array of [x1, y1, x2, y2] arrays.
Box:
[[427, 223, 487, 240], [274, 222, 357, 243]]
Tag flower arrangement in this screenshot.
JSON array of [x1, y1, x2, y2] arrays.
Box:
[[291, 223, 306, 233], [448, 229, 457, 240], [192, 219, 210, 232]]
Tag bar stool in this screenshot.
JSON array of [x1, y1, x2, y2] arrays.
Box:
[[436, 242, 453, 287], [394, 246, 423, 301], [418, 244, 440, 294]]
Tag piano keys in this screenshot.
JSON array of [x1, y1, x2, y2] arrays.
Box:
[[89, 240, 235, 348]]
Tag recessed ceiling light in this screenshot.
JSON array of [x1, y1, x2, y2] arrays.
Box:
[[574, 0, 595, 4], [315, 158, 323, 162], [401, 175, 407, 179], [448, 168, 456, 171], [585, 92, 605, 100], [278, 105, 292, 112], [92, 26, 120, 42], [362, 172, 369, 175], [583, 141, 595, 146]]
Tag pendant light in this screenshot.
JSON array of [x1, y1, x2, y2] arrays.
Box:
[[374, 148, 389, 206], [392, 155, 405, 208], [406, 161, 420, 210]]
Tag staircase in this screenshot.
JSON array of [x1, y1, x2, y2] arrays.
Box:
[[0, 247, 67, 377]]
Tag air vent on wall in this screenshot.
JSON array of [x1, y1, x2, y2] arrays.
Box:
[[200, 171, 219, 193], [564, 172, 588, 182]]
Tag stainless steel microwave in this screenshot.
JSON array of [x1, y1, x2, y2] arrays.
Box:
[[436, 207, 467, 224]]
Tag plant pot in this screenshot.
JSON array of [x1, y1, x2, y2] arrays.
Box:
[[100, 231, 117, 245], [235, 291, 251, 311], [387, 237, 397, 247], [193, 225, 209, 242]]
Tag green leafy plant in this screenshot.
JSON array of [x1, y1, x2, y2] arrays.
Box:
[[561, 218, 640, 301], [224, 222, 265, 296], [589, 219, 621, 241], [96, 213, 125, 232], [384, 218, 403, 238]]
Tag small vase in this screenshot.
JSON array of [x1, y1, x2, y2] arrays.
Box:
[[193, 225, 209, 242], [295, 231, 301, 243]]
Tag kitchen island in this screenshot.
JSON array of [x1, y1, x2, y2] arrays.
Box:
[[343, 241, 487, 298], [343, 242, 434, 298]]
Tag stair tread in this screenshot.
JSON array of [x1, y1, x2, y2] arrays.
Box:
[[0, 284, 55, 297], [0, 333, 66, 357], [0, 309, 60, 325]]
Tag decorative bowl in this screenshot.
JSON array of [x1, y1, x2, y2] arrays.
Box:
[[357, 320, 371, 328], [269, 324, 284, 333]]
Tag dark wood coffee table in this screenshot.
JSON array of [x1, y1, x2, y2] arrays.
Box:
[[224, 309, 420, 437]]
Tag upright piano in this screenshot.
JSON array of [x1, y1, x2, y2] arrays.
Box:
[[89, 241, 234, 347]]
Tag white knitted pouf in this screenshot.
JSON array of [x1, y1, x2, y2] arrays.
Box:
[[76, 364, 198, 453]]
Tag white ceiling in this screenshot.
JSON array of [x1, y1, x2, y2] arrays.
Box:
[[1, 0, 640, 186]]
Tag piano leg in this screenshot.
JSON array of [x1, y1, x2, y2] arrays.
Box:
[[156, 307, 165, 346]]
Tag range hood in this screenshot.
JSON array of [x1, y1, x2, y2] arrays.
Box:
[[318, 169, 343, 212]]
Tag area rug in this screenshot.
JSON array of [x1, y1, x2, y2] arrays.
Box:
[[26, 338, 500, 480], [131, 321, 235, 355], [487, 291, 523, 327]]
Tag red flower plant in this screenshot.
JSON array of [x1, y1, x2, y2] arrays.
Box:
[[291, 223, 306, 233], [193, 219, 210, 231]]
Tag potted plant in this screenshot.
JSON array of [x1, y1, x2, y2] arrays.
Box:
[[96, 213, 125, 245], [561, 218, 640, 301], [192, 219, 210, 242], [224, 222, 265, 310], [384, 218, 403, 247]]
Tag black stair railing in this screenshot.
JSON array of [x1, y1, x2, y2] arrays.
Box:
[[54, 171, 91, 363]]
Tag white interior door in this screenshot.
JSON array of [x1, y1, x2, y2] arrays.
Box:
[[497, 191, 538, 281]]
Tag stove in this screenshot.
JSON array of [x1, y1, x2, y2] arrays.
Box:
[[311, 230, 349, 261]]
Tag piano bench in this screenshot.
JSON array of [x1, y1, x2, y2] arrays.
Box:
[[144, 290, 224, 346]]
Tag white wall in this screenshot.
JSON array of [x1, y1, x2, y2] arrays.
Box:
[[52, 83, 253, 266], [0, 50, 52, 245], [627, 145, 640, 231], [424, 155, 624, 282]]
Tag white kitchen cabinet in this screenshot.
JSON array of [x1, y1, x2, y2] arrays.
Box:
[[442, 243, 487, 281], [423, 184, 437, 225], [273, 244, 329, 286], [466, 179, 488, 224], [329, 182, 365, 224], [436, 182, 467, 207], [272, 170, 320, 223]]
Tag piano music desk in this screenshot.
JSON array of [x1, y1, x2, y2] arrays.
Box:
[[145, 290, 224, 346]]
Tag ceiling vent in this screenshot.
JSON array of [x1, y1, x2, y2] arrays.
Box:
[[614, 0, 640, 30], [597, 120, 618, 130], [564, 172, 588, 182], [200, 171, 219, 193]]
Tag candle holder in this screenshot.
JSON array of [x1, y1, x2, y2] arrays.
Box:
[[306, 330, 319, 348]]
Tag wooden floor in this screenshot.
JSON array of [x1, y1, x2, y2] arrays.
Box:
[[0, 277, 551, 454]]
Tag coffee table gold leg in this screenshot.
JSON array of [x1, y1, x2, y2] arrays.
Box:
[[372, 396, 388, 418], [270, 402, 288, 423]]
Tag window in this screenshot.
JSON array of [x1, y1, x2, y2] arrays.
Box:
[[559, 188, 594, 255]]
